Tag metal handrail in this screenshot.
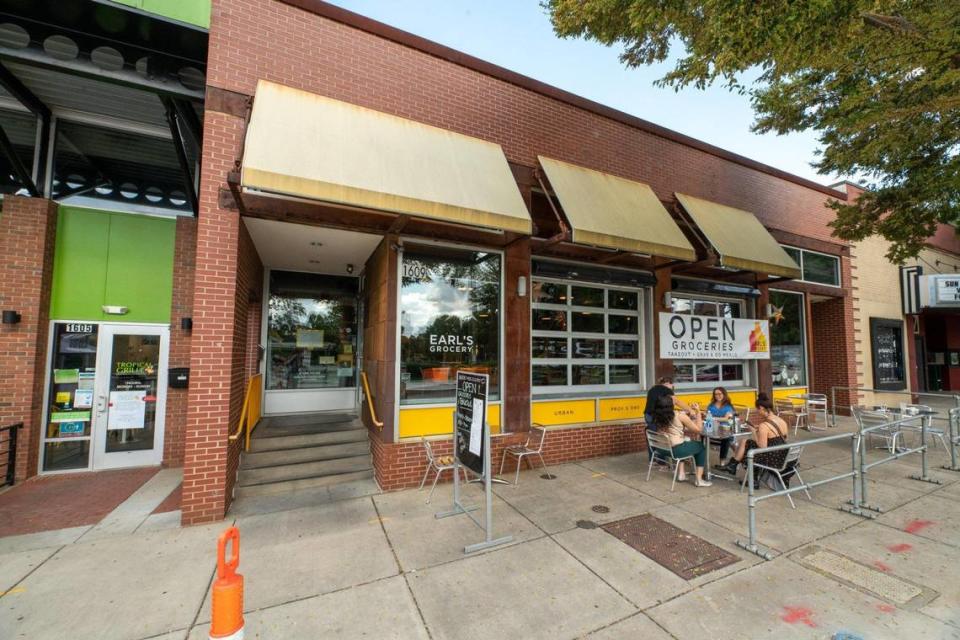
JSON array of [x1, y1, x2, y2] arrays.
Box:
[[829, 385, 960, 427], [361, 371, 384, 431], [228, 373, 263, 450], [0, 422, 23, 488]]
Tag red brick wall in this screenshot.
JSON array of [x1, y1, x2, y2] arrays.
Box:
[[810, 254, 858, 412], [163, 216, 197, 468], [207, 0, 842, 242], [181, 107, 248, 525], [0, 196, 58, 482], [372, 423, 646, 491]]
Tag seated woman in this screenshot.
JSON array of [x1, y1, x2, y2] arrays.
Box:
[[650, 394, 712, 487], [719, 393, 789, 486], [707, 386, 736, 467]]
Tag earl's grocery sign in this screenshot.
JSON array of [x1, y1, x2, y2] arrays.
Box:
[[658, 313, 770, 360]]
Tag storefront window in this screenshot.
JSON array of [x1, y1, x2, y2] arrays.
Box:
[[43, 323, 98, 472], [531, 279, 646, 394], [670, 294, 747, 387], [400, 246, 501, 404], [770, 290, 807, 387], [781, 245, 841, 287]]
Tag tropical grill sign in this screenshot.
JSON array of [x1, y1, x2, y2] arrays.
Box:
[[659, 313, 770, 360]]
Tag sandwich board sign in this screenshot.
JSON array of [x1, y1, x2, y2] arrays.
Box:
[[435, 370, 512, 553]]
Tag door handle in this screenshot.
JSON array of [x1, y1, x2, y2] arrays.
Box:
[[97, 395, 108, 412]]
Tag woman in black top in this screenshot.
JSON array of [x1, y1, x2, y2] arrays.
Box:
[[719, 393, 789, 484]]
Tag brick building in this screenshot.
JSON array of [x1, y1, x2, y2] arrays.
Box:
[[0, 0, 882, 525]]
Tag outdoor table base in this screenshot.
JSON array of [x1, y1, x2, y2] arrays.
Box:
[[702, 431, 752, 481]]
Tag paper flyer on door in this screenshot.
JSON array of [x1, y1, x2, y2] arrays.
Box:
[[108, 390, 147, 430]]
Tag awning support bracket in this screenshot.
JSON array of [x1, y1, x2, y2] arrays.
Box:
[[0, 123, 39, 196], [534, 172, 570, 247], [0, 60, 51, 193]]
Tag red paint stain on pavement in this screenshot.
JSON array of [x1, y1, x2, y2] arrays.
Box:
[[780, 606, 817, 628], [887, 543, 913, 553], [904, 519, 935, 534], [876, 604, 896, 614], [873, 560, 892, 572]]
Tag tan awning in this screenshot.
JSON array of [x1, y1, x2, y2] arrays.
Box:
[[675, 193, 801, 278], [241, 80, 531, 234], [537, 156, 696, 260]]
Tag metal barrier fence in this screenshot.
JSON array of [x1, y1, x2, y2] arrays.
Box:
[[944, 407, 960, 474], [735, 412, 938, 560], [0, 422, 22, 488], [829, 386, 960, 428]]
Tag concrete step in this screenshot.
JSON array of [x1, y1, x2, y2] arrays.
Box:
[[241, 441, 370, 469], [238, 454, 372, 486], [248, 428, 367, 452], [234, 469, 375, 499]]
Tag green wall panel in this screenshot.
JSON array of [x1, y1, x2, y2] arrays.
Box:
[[109, 0, 210, 29], [50, 208, 110, 321], [50, 206, 176, 323]]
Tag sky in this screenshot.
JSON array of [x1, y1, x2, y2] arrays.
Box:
[[327, 0, 840, 186]]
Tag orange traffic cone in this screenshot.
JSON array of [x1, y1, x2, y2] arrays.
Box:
[[209, 526, 244, 640]]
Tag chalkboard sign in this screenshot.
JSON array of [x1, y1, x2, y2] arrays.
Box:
[[870, 318, 905, 391], [455, 371, 487, 475]]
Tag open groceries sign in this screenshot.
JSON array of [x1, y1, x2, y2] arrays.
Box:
[[659, 313, 770, 360]]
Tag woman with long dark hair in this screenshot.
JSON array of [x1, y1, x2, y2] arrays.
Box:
[[719, 393, 789, 485], [650, 394, 712, 487]]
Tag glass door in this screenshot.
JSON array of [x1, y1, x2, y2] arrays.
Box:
[[264, 270, 359, 414], [91, 324, 169, 469]]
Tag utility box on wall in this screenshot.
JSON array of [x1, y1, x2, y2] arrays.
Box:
[[169, 367, 190, 389]]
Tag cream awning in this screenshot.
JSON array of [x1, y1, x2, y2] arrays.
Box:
[[675, 193, 801, 278], [241, 80, 531, 234], [537, 156, 696, 260]]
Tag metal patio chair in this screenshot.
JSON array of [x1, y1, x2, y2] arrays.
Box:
[[419, 437, 465, 503], [805, 393, 828, 427], [499, 425, 548, 485], [645, 431, 696, 492], [739, 444, 811, 509], [898, 403, 948, 452], [853, 407, 902, 453], [775, 398, 808, 435]]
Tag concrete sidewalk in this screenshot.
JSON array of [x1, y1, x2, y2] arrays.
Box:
[[2, 423, 960, 639]]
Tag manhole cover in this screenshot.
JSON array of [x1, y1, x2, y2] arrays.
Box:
[[592, 505, 611, 514], [799, 549, 922, 604], [576, 520, 599, 529], [540, 473, 557, 480], [602, 514, 739, 580]]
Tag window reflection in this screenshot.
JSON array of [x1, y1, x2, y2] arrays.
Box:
[[400, 247, 500, 404], [771, 290, 807, 387]]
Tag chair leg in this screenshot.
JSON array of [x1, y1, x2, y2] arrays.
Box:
[[426, 468, 442, 504], [499, 450, 507, 476], [418, 463, 432, 491], [774, 471, 796, 509], [537, 452, 548, 474], [670, 461, 679, 492], [793, 469, 813, 501], [646, 453, 655, 481], [515, 453, 523, 485]]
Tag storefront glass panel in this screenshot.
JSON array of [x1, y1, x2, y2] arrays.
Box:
[[43, 323, 98, 472], [400, 246, 501, 405], [670, 294, 747, 387], [770, 290, 807, 387], [532, 278, 647, 394]]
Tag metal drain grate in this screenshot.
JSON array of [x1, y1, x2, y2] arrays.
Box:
[[800, 550, 922, 604], [602, 514, 740, 580], [576, 520, 599, 529], [592, 505, 610, 514]]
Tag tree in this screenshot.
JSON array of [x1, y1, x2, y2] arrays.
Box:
[[544, 1, 960, 262]]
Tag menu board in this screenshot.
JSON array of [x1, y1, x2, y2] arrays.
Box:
[[455, 371, 487, 475]]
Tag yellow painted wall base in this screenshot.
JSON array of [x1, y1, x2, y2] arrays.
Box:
[[399, 404, 501, 438], [772, 387, 808, 405], [532, 399, 596, 426]]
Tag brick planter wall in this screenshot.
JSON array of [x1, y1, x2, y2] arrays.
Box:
[[371, 422, 647, 491]]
